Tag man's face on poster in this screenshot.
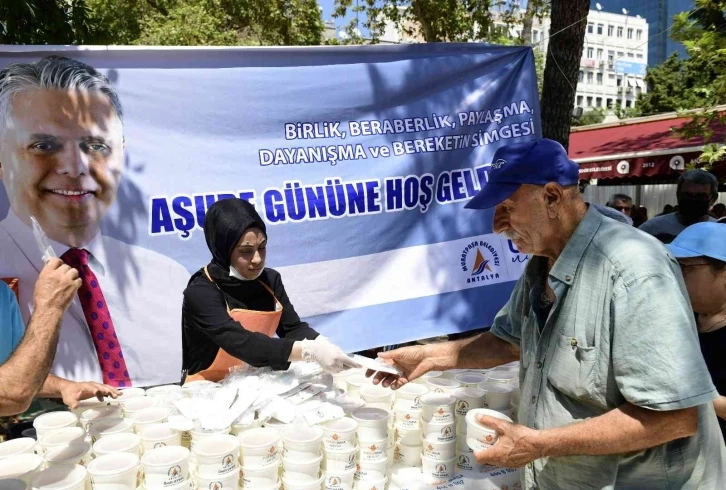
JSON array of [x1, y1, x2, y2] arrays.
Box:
[[0, 88, 124, 247]]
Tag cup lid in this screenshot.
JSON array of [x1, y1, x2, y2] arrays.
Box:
[[351, 407, 390, 422]]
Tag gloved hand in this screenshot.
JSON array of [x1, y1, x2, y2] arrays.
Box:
[[301, 337, 360, 374]]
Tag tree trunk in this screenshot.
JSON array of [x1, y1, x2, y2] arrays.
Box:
[[540, 0, 589, 150]]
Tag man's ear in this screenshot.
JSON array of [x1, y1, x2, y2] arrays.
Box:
[[542, 182, 564, 219]]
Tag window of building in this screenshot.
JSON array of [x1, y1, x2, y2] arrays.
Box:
[[587, 96, 593, 107], [597, 49, 603, 60], [577, 95, 583, 106], [608, 74, 616, 85], [597, 24, 603, 35], [607, 98, 613, 108], [587, 72, 594, 84], [587, 23, 594, 34], [617, 26, 623, 37], [627, 28, 633, 39], [587, 47, 594, 58], [608, 50, 615, 62], [608, 25, 614, 36], [596, 97, 602, 107], [636, 86, 642, 96], [626, 100, 632, 108], [617, 51, 624, 59], [636, 29, 642, 41], [627, 52, 634, 58], [636, 53, 643, 59], [597, 73, 603, 85], [616, 76, 622, 87], [578, 71, 584, 82]]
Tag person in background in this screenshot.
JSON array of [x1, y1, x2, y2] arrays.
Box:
[[182, 198, 357, 382], [606, 193, 634, 218], [659, 204, 675, 216], [668, 222, 726, 441], [712, 203, 726, 220], [639, 170, 718, 237], [631, 206, 648, 228], [578, 182, 632, 225], [367, 138, 726, 489], [0, 260, 118, 416]]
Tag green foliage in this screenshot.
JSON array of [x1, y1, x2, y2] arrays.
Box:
[[0, 0, 95, 44], [613, 102, 641, 120], [571, 108, 606, 127]]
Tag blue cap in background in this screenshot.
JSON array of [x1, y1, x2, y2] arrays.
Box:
[[465, 138, 581, 210], [668, 222, 726, 263]]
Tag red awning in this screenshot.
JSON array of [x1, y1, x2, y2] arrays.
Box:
[[569, 113, 726, 181]]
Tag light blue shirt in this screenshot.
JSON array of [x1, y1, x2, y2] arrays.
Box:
[[0, 282, 25, 364], [491, 205, 726, 489]]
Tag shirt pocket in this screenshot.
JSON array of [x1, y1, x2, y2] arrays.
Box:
[[520, 315, 536, 370], [547, 334, 601, 402]]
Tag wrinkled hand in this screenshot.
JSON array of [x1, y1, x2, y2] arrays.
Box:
[[365, 345, 432, 389], [60, 381, 120, 409], [473, 414, 543, 468], [302, 338, 359, 374], [34, 258, 81, 313]]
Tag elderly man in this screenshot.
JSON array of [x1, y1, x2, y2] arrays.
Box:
[[1, 259, 118, 415], [606, 192, 634, 217], [370, 139, 725, 489], [0, 56, 190, 387]]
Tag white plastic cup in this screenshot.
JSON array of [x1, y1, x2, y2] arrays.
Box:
[[320, 419, 357, 452], [393, 410, 420, 430], [282, 453, 322, 478], [141, 446, 190, 488], [0, 478, 26, 490], [120, 397, 158, 418], [419, 394, 455, 424], [354, 476, 387, 490], [141, 424, 182, 451], [71, 398, 107, 418], [478, 382, 514, 411], [39, 428, 86, 453], [393, 425, 419, 446], [108, 388, 146, 405], [358, 386, 394, 411], [189, 426, 230, 453], [30, 465, 87, 490], [455, 451, 482, 472], [88, 418, 134, 444], [281, 473, 323, 490], [230, 418, 263, 437], [0, 439, 37, 459], [425, 378, 460, 395], [455, 437, 472, 454], [237, 428, 280, 468], [321, 445, 357, 472], [323, 468, 355, 490], [439, 370, 469, 380], [198, 471, 239, 490], [484, 372, 517, 385], [33, 413, 79, 440], [454, 373, 487, 388], [239, 465, 277, 489], [351, 408, 390, 442], [357, 439, 387, 463], [454, 387, 486, 420], [420, 454, 454, 485], [392, 443, 420, 467], [353, 460, 386, 481], [87, 452, 140, 490], [465, 408, 513, 451], [131, 408, 169, 435], [260, 419, 286, 438], [345, 375, 371, 395], [43, 442, 93, 468], [392, 384, 428, 412], [192, 435, 239, 477], [0, 455, 44, 484], [414, 371, 442, 385], [334, 396, 365, 418], [80, 407, 122, 431], [421, 420, 455, 443], [281, 426, 323, 461], [144, 386, 183, 400], [421, 438, 455, 461], [92, 433, 142, 458]]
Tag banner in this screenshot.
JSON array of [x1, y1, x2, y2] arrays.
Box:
[[0, 45, 539, 386]]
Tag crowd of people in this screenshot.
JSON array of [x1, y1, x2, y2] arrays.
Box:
[[0, 55, 724, 489]]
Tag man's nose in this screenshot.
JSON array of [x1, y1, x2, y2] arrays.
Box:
[[56, 145, 90, 178]]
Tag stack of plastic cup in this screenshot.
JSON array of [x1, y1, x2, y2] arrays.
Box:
[[351, 408, 389, 489], [120, 397, 159, 419], [192, 435, 240, 490], [345, 374, 372, 396], [320, 418, 357, 490], [33, 413, 79, 441], [358, 385, 394, 412], [391, 384, 427, 468], [38, 428, 86, 455], [140, 423, 183, 452], [43, 442, 93, 468], [131, 407, 169, 435], [141, 446, 191, 490], [452, 387, 484, 473], [454, 372, 487, 389], [87, 417, 134, 444], [93, 433, 142, 458], [0, 439, 37, 460], [80, 406, 122, 431], [281, 425, 323, 490], [0, 454, 44, 484], [413, 371, 442, 386], [425, 377, 460, 395], [238, 428, 281, 490], [31, 465, 88, 490], [439, 369, 468, 380], [478, 381, 514, 419], [87, 452, 140, 490]]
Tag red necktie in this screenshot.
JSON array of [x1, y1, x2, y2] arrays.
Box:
[[60, 248, 132, 387]]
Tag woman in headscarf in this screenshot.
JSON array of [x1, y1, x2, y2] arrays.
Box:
[[668, 222, 726, 440], [182, 198, 356, 382]]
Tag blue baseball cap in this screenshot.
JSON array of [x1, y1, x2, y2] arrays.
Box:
[[465, 138, 581, 210], [668, 222, 726, 263]]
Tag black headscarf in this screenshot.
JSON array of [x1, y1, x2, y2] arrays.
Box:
[[203, 198, 267, 286]]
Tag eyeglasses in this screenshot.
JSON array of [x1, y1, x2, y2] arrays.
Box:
[[613, 205, 632, 212]]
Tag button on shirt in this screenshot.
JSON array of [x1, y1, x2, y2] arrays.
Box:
[[490, 206, 726, 490]]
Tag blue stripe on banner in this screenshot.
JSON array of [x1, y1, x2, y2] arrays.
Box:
[[307, 280, 517, 352]]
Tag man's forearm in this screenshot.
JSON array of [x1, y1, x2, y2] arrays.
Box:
[[536, 402, 699, 458], [37, 374, 71, 399], [428, 332, 520, 371], [0, 307, 63, 415]]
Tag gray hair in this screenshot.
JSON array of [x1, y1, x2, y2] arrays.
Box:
[[0, 56, 123, 139], [607, 193, 633, 206], [677, 169, 718, 199]]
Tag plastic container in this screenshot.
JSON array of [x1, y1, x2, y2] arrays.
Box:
[[43, 442, 92, 468], [357, 439, 387, 463], [454, 373, 487, 388], [322, 468, 355, 490], [420, 454, 454, 485], [281, 426, 323, 461], [465, 408, 513, 451], [131, 407, 169, 435], [453, 386, 486, 427], [0, 455, 43, 484], [478, 382, 514, 411], [455, 450, 482, 472], [351, 408, 390, 442], [239, 465, 277, 489], [141, 446, 190, 487], [345, 375, 371, 395], [30, 465, 87, 490], [198, 470, 238, 490], [86, 452, 140, 490], [280, 473, 322, 490], [80, 407, 122, 431], [421, 438, 455, 461], [321, 444, 357, 472], [419, 394, 455, 424], [145, 386, 183, 400], [189, 426, 230, 453], [282, 453, 322, 478], [353, 460, 386, 481], [38, 428, 86, 453], [358, 385, 394, 411], [88, 417, 134, 443], [33, 413, 78, 440], [393, 410, 420, 430], [140, 424, 182, 451], [413, 371, 442, 385], [421, 420, 456, 443], [92, 433, 142, 457], [334, 396, 365, 417], [484, 371, 518, 385], [120, 397, 158, 418], [392, 384, 428, 412], [425, 378, 460, 395], [392, 443, 420, 467], [393, 425, 419, 446], [237, 428, 280, 468], [320, 419, 357, 452], [192, 435, 239, 477], [0, 479, 26, 490], [0, 439, 36, 460]]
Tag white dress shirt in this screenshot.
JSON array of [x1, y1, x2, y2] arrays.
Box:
[[0, 210, 191, 387]]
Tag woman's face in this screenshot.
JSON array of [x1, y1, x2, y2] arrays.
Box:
[[678, 257, 726, 314], [230, 227, 267, 279]]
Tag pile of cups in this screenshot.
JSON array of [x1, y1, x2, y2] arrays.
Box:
[[238, 428, 281, 490], [280, 425, 323, 490], [350, 405, 391, 490]]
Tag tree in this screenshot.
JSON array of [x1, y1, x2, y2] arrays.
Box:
[[571, 108, 605, 127], [540, 0, 589, 149], [0, 0, 94, 44]]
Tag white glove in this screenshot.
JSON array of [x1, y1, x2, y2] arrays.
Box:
[[301, 337, 360, 374]]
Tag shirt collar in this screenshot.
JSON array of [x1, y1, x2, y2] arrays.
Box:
[[548, 205, 603, 285], [2, 209, 107, 276]]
